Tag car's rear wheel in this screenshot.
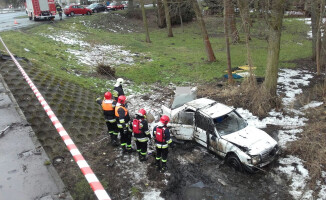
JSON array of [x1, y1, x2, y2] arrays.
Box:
[[94, 9, 97, 13], [226, 154, 243, 172], [70, 12, 75, 16], [87, 11, 91, 15]]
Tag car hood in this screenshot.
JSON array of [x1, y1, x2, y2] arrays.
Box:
[[222, 126, 277, 155]]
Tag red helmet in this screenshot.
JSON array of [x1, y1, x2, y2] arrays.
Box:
[[117, 95, 126, 104], [137, 109, 146, 117], [104, 92, 112, 100], [160, 115, 170, 125]]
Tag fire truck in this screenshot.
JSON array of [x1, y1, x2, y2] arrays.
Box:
[[25, 0, 56, 21]]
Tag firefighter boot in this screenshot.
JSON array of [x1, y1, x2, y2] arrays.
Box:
[[122, 145, 127, 153], [155, 159, 161, 171], [140, 154, 148, 162], [160, 162, 167, 172]]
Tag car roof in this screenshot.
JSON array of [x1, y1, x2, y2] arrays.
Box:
[[185, 98, 233, 118]]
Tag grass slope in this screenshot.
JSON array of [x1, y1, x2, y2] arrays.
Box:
[[0, 12, 312, 92]]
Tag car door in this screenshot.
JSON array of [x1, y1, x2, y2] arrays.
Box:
[[72, 5, 78, 13], [171, 109, 194, 140], [77, 5, 84, 14], [208, 130, 226, 157], [194, 112, 209, 147]]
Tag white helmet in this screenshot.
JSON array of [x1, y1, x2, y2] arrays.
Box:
[[114, 78, 124, 87]]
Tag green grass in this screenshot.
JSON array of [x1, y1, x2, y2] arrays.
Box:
[[0, 13, 312, 92]]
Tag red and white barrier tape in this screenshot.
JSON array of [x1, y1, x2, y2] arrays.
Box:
[[0, 37, 111, 200]]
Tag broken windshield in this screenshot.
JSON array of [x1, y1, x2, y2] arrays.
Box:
[[214, 111, 247, 136]]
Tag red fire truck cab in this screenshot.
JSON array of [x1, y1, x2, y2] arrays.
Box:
[[25, 0, 56, 20]]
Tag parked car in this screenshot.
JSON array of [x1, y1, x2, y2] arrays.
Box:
[[64, 5, 92, 16], [87, 3, 107, 13], [162, 92, 280, 173], [107, 2, 124, 10]]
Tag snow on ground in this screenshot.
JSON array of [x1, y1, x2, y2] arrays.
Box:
[[117, 65, 325, 199], [142, 189, 164, 200], [40, 29, 149, 67], [295, 18, 326, 38], [237, 67, 325, 199]]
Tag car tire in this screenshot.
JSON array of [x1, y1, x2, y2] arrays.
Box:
[[225, 154, 243, 172], [65, 14, 68, 16], [70, 12, 75, 17], [87, 11, 91, 15], [29, 15, 32, 20], [94, 9, 97, 13]]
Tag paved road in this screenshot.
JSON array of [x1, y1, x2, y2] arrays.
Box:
[[0, 11, 65, 32], [0, 74, 71, 200]]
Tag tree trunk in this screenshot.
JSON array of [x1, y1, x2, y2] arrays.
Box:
[[157, 0, 165, 28], [140, 0, 151, 43], [192, 0, 216, 62], [237, 0, 255, 83], [311, 0, 320, 61], [264, 0, 285, 97], [316, 0, 325, 75], [322, 15, 326, 68], [163, 0, 173, 37], [224, 0, 234, 84], [178, 0, 184, 32], [128, 0, 134, 11], [228, 0, 240, 43]]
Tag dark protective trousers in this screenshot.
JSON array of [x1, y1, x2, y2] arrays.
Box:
[[136, 140, 148, 155], [156, 147, 168, 163], [106, 121, 118, 141], [119, 129, 132, 150]]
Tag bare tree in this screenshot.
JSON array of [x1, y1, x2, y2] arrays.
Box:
[[316, 0, 325, 75], [192, 0, 216, 62], [311, 0, 320, 61], [227, 0, 240, 43], [140, 0, 151, 43], [178, 0, 184, 32], [163, 0, 173, 37], [264, 0, 286, 96], [128, 0, 134, 11], [237, 0, 255, 83], [224, 0, 234, 84], [157, 0, 166, 28]]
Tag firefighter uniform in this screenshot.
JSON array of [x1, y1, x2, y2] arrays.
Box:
[[55, 3, 62, 20], [115, 98, 132, 152], [113, 78, 125, 101], [132, 113, 151, 161], [153, 123, 172, 172], [96, 94, 118, 146]]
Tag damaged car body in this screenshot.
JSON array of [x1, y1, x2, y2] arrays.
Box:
[[162, 87, 280, 173]]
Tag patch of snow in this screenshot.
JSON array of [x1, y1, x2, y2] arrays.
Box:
[[317, 171, 326, 200], [142, 189, 164, 200], [301, 101, 324, 110], [277, 69, 313, 107], [236, 108, 307, 129], [40, 31, 150, 67], [277, 129, 302, 148], [278, 156, 313, 199]]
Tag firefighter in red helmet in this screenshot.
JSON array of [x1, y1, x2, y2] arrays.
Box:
[[96, 92, 119, 146], [153, 115, 173, 172], [132, 109, 151, 161], [115, 95, 132, 153]]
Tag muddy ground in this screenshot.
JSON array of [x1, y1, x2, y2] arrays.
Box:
[[0, 53, 302, 200]]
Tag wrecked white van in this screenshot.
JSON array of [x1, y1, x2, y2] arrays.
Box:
[[162, 91, 279, 172]]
